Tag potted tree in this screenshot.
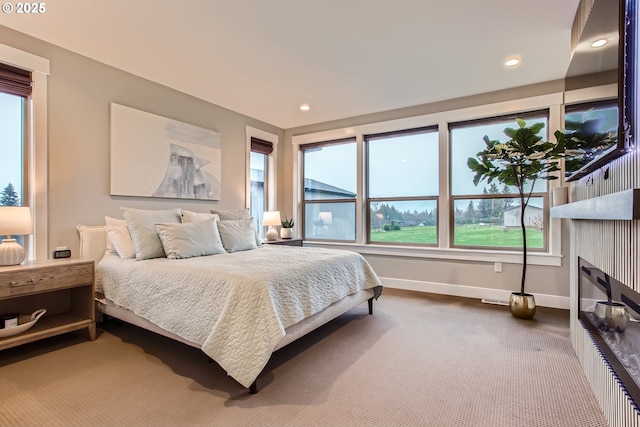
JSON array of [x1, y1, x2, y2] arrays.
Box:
[[467, 118, 564, 319], [280, 216, 295, 239]]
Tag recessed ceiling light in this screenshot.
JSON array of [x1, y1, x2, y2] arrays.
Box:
[[591, 39, 608, 48], [300, 104, 311, 111], [504, 57, 521, 67]]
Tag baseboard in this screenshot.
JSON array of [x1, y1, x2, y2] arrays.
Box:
[[379, 277, 570, 310]]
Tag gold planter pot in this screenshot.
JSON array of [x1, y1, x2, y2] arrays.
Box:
[[509, 292, 536, 319]]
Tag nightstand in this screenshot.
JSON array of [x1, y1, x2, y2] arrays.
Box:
[[0, 258, 96, 351], [263, 238, 303, 247]]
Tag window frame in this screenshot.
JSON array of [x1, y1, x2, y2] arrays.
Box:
[[300, 137, 357, 243], [364, 126, 440, 246], [291, 93, 566, 267], [249, 150, 268, 238], [245, 126, 278, 239], [0, 44, 49, 261], [448, 111, 551, 252]]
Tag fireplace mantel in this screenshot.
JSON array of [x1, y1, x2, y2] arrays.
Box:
[[550, 188, 640, 220]]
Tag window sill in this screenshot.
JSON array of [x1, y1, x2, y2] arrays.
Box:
[[302, 241, 563, 267]]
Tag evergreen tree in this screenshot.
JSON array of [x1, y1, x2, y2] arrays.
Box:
[[502, 184, 514, 210], [465, 200, 477, 224], [0, 183, 20, 206], [478, 187, 492, 219]]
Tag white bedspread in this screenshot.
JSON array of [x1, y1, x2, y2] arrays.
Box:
[[96, 244, 383, 387]]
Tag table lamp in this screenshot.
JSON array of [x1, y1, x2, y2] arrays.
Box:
[[0, 206, 33, 266], [263, 211, 281, 241]]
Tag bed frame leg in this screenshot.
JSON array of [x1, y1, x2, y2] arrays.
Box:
[[249, 380, 258, 394], [368, 297, 373, 315]]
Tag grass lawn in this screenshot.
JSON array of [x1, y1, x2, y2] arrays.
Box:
[[370, 225, 543, 248]]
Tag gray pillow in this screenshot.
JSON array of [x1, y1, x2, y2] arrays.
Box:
[[217, 219, 258, 252], [155, 220, 226, 259], [182, 210, 220, 223], [210, 208, 250, 220], [211, 209, 261, 246], [121, 207, 182, 260]]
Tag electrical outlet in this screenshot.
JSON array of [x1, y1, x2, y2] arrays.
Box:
[[494, 262, 503, 273]]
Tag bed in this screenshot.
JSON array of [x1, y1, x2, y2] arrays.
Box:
[[77, 211, 383, 393]]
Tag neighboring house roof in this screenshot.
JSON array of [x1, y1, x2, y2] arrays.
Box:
[[304, 178, 356, 198]]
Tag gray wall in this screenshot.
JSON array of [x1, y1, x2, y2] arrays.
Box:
[[0, 25, 283, 256]]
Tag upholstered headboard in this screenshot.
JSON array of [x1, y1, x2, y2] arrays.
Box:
[[76, 225, 108, 263]]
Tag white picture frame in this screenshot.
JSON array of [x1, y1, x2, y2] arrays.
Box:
[[110, 103, 222, 200]]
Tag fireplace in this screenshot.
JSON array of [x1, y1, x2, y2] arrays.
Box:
[[578, 257, 640, 407]]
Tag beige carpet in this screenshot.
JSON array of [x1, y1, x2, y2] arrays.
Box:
[[0, 289, 607, 427]]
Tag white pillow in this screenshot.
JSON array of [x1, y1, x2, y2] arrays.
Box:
[[211, 208, 261, 246], [107, 225, 136, 259], [155, 220, 226, 259], [76, 225, 108, 262], [105, 216, 135, 258], [211, 208, 250, 220], [182, 210, 220, 223], [217, 219, 258, 252], [121, 207, 182, 260], [104, 216, 126, 254]]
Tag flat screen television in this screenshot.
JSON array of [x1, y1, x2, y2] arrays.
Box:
[[564, 0, 637, 182]]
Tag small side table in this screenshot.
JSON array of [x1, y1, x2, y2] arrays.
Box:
[[0, 258, 96, 351], [263, 238, 303, 247]]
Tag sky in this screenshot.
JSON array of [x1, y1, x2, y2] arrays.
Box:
[[0, 92, 23, 200], [303, 116, 550, 213]]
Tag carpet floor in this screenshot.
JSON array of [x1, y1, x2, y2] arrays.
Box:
[[0, 289, 607, 427]]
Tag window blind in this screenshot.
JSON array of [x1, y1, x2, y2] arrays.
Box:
[[0, 62, 32, 98], [250, 137, 273, 155]]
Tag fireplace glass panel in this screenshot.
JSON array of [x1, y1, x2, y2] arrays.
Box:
[[578, 258, 640, 405]]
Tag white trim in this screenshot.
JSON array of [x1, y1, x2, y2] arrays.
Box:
[[30, 69, 48, 260], [0, 44, 49, 261], [381, 277, 570, 310], [0, 43, 49, 74], [564, 83, 617, 105], [245, 126, 278, 211]]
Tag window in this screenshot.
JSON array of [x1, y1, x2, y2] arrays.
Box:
[[0, 64, 30, 247], [366, 127, 439, 245], [0, 92, 25, 207], [293, 92, 566, 264], [0, 44, 49, 261], [249, 137, 272, 238], [301, 139, 357, 241], [450, 113, 549, 250]]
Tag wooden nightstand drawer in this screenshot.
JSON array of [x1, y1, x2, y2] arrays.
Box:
[[0, 262, 93, 298], [0, 259, 96, 351]]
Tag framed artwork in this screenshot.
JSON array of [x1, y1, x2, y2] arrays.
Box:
[[110, 103, 222, 200]]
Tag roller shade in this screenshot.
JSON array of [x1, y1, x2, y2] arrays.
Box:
[[251, 137, 273, 155], [0, 62, 32, 98]]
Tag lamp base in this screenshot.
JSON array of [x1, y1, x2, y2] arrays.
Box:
[[0, 239, 25, 266], [265, 228, 279, 241]]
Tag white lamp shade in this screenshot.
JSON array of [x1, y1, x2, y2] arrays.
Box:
[[263, 211, 282, 227], [0, 206, 33, 236]]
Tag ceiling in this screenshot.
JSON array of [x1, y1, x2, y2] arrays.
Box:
[[1, 0, 582, 129]]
